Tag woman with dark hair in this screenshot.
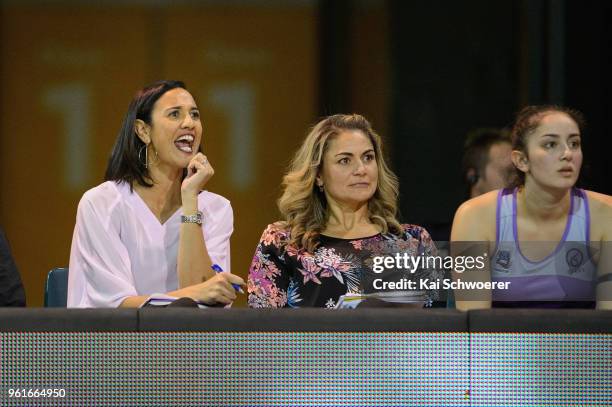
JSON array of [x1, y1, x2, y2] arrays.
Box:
[[451, 105, 611, 310], [68, 80, 244, 308], [248, 114, 440, 308]]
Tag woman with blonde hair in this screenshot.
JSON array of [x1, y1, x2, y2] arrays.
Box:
[[248, 114, 439, 308]]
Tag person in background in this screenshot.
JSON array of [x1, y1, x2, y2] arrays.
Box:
[[426, 127, 513, 243], [462, 128, 513, 199], [68, 80, 244, 308], [451, 105, 612, 310], [0, 226, 26, 306], [248, 114, 440, 308]]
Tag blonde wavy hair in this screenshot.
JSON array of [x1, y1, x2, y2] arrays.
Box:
[[278, 114, 402, 252]]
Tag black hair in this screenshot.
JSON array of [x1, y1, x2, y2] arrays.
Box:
[[104, 80, 187, 189], [461, 128, 511, 194]]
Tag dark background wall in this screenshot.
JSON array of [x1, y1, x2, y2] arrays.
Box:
[[564, 0, 612, 195], [322, 0, 610, 227], [388, 0, 518, 226]]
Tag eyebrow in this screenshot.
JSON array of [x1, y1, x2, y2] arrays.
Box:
[[540, 133, 580, 138], [334, 149, 375, 157], [165, 105, 199, 111]]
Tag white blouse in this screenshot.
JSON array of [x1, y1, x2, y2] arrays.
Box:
[[67, 181, 233, 308]]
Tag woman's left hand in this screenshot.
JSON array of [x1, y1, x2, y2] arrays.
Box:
[[181, 153, 214, 197]]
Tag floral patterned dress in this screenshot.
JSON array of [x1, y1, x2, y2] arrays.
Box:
[[248, 222, 440, 308]]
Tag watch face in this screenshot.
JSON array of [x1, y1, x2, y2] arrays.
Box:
[[181, 211, 202, 225]]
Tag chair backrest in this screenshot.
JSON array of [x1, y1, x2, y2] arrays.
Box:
[[44, 267, 68, 307]]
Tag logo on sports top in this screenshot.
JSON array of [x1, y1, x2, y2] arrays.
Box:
[[495, 250, 511, 270], [566, 248, 584, 274]]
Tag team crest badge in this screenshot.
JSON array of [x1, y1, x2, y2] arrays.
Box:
[[565, 248, 584, 274], [495, 250, 511, 270]]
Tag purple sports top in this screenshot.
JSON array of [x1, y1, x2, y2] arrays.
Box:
[[491, 187, 596, 303]]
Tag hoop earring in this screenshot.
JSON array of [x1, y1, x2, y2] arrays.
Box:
[[150, 146, 159, 167], [138, 144, 148, 169]]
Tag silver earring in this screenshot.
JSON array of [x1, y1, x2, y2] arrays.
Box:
[[152, 147, 158, 164], [138, 144, 148, 169]]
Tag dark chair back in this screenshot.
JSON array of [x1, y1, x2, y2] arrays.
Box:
[[44, 267, 68, 307]]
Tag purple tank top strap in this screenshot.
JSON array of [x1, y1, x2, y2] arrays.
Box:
[[495, 188, 514, 244], [575, 188, 591, 242]]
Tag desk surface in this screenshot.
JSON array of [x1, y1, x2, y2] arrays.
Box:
[[0, 308, 610, 333]]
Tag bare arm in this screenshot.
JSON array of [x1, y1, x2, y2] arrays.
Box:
[[589, 191, 612, 310], [450, 193, 497, 311], [177, 194, 214, 287], [596, 244, 612, 310], [177, 153, 216, 288]]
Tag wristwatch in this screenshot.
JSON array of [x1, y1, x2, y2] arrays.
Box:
[[181, 211, 203, 226]]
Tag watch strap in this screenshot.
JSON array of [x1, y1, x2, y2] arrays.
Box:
[[181, 211, 202, 225]]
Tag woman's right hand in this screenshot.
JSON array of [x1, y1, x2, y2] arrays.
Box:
[[181, 153, 214, 198], [178, 272, 246, 305]]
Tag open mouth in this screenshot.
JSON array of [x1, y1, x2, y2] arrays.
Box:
[[174, 134, 194, 153]]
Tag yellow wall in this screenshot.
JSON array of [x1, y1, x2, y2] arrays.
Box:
[[0, 3, 317, 307]]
